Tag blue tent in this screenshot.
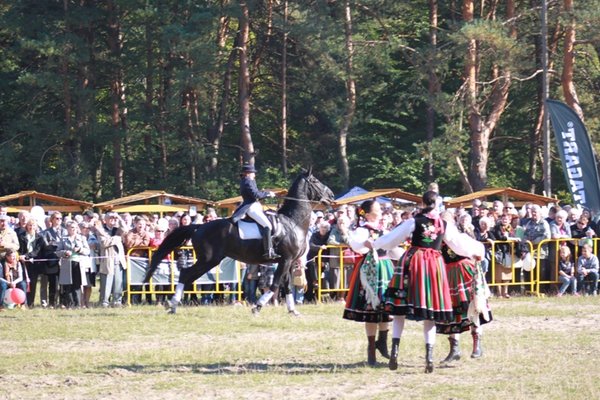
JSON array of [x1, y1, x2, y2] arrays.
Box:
[[335, 186, 368, 201]]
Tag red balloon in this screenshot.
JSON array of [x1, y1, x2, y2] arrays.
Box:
[[10, 288, 26, 304]]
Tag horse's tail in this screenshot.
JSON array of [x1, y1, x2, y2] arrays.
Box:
[[143, 224, 199, 283]]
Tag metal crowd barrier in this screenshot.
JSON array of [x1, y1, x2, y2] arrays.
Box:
[[488, 240, 536, 296], [126, 237, 600, 305], [125, 246, 243, 305], [315, 238, 600, 301], [488, 238, 599, 297], [315, 245, 357, 303]]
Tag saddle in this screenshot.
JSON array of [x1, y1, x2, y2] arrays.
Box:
[[231, 211, 282, 241]]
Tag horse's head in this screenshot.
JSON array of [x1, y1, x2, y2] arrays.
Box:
[[302, 169, 335, 206]]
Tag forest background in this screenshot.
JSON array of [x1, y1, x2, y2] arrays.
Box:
[[0, 0, 599, 205]]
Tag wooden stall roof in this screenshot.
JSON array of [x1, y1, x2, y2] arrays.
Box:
[[0, 190, 93, 213], [216, 189, 288, 214], [333, 188, 421, 207], [444, 187, 557, 208], [94, 190, 213, 213]]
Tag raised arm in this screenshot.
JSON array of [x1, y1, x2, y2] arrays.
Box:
[[444, 222, 485, 260], [372, 219, 415, 251], [348, 227, 371, 254]]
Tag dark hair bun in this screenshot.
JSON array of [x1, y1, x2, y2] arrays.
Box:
[[422, 190, 438, 207]]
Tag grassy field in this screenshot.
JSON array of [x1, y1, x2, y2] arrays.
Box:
[[1, 296, 598, 400]]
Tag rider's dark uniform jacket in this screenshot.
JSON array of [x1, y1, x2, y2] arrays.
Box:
[[233, 176, 271, 219], [240, 176, 271, 206]]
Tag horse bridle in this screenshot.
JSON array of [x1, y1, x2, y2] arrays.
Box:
[[278, 175, 332, 205]]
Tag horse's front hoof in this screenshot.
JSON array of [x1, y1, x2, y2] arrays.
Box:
[[289, 309, 301, 317], [167, 307, 176, 314], [251, 305, 262, 315]]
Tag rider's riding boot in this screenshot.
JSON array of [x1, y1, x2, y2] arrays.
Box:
[[261, 226, 279, 259], [441, 336, 461, 364], [375, 329, 390, 359]]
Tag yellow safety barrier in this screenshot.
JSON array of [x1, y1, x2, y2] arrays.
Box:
[[316, 245, 356, 303], [315, 244, 408, 303], [125, 246, 243, 305], [488, 238, 599, 297], [125, 238, 600, 305], [314, 239, 600, 302], [488, 240, 535, 296], [533, 237, 598, 296]]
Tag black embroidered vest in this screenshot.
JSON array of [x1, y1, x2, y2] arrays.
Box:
[[411, 214, 445, 250]]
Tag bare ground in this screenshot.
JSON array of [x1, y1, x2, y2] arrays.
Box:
[[0, 297, 598, 400]]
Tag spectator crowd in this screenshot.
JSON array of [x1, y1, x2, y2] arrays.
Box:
[[0, 194, 598, 311]]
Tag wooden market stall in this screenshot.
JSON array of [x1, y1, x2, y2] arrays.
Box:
[[0, 191, 93, 214], [332, 188, 421, 208], [94, 190, 213, 216], [444, 187, 557, 208]]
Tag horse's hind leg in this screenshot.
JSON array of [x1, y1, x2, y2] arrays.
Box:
[[167, 260, 220, 314]]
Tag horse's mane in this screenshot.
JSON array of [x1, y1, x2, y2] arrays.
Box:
[[278, 173, 309, 217]]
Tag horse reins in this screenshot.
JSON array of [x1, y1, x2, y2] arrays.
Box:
[[276, 195, 323, 204]]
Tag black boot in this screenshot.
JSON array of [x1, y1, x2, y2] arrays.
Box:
[[441, 336, 461, 364], [375, 330, 390, 359], [367, 336, 376, 366], [425, 344, 434, 373], [261, 226, 279, 259], [389, 338, 400, 371], [471, 332, 483, 358]]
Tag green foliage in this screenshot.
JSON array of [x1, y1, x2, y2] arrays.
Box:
[[0, 1, 598, 204]]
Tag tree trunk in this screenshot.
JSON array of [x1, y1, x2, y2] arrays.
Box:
[[143, 10, 155, 185], [281, 0, 289, 175], [107, 0, 125, 198], [425, 0, 439, 183], [72, 1, 99, 200], [157, 53, 171, 181], [251, 0, 274, 75], [561, 0, 584, 121], [183, 83, 198, 187], [207, 11, 232, 172], [530, 5, 561, 192], [463, 0, 514, 191], [463, 0, 483, 189], [61, 0, 74, 177], [238, 1, 255, 165], [339, 0, 356, 190]]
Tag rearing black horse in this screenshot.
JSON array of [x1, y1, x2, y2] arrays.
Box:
[[143, 169, 334, 314]]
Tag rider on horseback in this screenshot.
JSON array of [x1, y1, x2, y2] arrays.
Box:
[[236, 163, 279, 259]]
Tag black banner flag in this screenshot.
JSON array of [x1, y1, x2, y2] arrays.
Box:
[[547, 99, 600, 213]]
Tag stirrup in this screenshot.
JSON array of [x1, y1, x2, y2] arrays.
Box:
[[263, 250, 280, 260]]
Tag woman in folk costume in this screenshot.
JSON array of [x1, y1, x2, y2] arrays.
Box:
[[371, 190, 484, 373], [342, 200, 394, 366], [436, 211, 492, 364]]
